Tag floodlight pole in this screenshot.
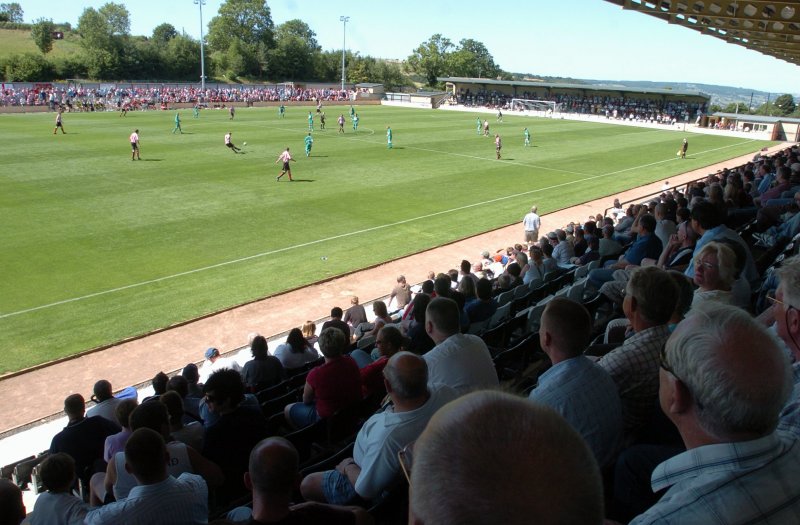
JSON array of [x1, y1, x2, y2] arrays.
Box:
[[340, 16, 350, 93], [195, 0, 207, 91]]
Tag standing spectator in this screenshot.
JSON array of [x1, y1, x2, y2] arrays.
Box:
[[389, 275, 412, 311], [343, 296, 367, 330]]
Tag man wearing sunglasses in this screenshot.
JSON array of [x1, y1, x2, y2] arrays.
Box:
[[630, 304, 800, 524], [766, 256, 800, 436]]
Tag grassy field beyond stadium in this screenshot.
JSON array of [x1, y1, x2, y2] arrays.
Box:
[[0, 105, 774, 373]]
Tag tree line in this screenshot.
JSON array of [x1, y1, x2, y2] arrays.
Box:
[[0, 0, 517, 92]]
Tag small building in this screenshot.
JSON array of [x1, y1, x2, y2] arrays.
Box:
[[708, 113, 800, 141]]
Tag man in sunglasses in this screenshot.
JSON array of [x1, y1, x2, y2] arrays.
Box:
[[630, 304, 800, 524], [767, 256, 800, 436]]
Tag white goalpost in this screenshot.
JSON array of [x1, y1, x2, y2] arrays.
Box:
[[510, 98, 560, 117]]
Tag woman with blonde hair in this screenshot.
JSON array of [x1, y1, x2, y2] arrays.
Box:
[[691, 241, 738, 309]]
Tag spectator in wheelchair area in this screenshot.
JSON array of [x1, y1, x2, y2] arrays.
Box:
[[409, 391, 604, 525]]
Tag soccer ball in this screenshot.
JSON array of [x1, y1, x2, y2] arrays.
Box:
[[243, 142, 247, 146]]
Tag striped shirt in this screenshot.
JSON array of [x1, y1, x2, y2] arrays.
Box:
[[84, 473, 208, 525], [630, 432, 800, 524], [598, 324, 671, 432]]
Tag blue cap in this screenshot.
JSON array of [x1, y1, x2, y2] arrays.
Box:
[[205, 347, 219, 359]]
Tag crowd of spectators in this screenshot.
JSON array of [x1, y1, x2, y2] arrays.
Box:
[[0, 85, 357, 109], [456, 87, 706, 123], [5, 145, 800, 524]]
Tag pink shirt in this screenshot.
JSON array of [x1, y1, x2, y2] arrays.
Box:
[[129, 132, 138, 143], [495, 136, 501, 148], [224, 133, 231, 145], [278, 150, 292, 162]]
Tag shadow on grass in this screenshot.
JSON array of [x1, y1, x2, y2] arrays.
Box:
[[280, 179, 314, 183], [141, 159, 164, 162]]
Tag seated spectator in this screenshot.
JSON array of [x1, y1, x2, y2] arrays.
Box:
[[103, 399, 138, 463], [597, 267, 678, 436], [599, 224, 624, 259], [87, 380, 122, 424], [685, 200, 758, 288], [570, 235, 601, 266], [50, 394, 120, 492], [504, 262, 524, 288], [465, 278, 498, 324], [629, 304, 800, 524], [301, 352, 457, 505], [409, 391, 603, 525], [541, 242, 559, 273], [199, 347, 241, 384], [241, 334, 284, 392], [353, 301, 393, 342], [202, 369, 268, 505], [165, 375, 201, 426], [343, 296, 367, 329], [321, 306, 351, 340], [274, 328, 320, 370], [423, 297, 499, 396], [357, 325, 404, 398], [530, 298, 623, 468], [492, 273, 514, 296], [0, 479, 25, 525], [141, 371, 169, 403], [551, 229, 574, 266], [284, 327, 361, 430], [83, 428, 209, 525], [302, 321, 319, 348], [588, 214, 662, 291], [523, 245, 547, 284], [650, 207, 696, 270], [99, 400, 222, 504], [755, 166, 792, 207], [406, 293, 435, 355], [228, 437, 372, 524], [181, 363, 203, 398], [572, 227, 588, 257], [389, 275, 413, 311], [30, 453, 88, 525], [160, 391, 203, 451], [691, 241, 737, 309], [456, 275, 477, 304], [653, 203, 677, 249]]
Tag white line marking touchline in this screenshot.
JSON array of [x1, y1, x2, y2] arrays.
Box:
[[0, 139, 758, 319]]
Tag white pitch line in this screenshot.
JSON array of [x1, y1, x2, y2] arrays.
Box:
[[0, 138, 761, 319]]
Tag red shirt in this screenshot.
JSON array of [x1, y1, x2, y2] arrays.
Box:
[[307, 356, 361, 418], [360, 356, 388, 398]]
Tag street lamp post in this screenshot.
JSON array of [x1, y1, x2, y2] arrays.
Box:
[[340, 16, 349, 94], [194, 0, 206, 91]]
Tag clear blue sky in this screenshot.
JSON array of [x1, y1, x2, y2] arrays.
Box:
[[17, 0, 800, 94]]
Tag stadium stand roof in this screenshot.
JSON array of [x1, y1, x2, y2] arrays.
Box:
[[604, 0, 800, 67], [713, 112, 800, 123], [438, 76, 710, 99]]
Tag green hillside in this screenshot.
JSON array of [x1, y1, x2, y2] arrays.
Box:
[[0, 28, 82, 59]]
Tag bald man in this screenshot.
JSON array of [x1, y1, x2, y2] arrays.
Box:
[[301, 352, 456, 505], [234, 437, 371, 524], [409, 390, 603, 525], [630, 304, 800, 524]]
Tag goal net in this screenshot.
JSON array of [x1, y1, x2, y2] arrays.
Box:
[[511, 98, 559, 115]]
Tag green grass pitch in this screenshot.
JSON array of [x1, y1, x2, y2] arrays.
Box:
[[0, 105, 774, 373]]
